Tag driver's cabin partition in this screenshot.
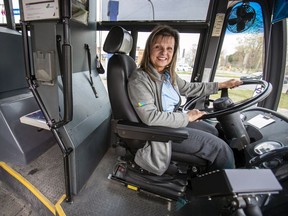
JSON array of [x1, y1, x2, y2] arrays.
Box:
[[0, 0, 112, 197]]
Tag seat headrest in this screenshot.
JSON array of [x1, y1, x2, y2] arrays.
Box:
[[103, 26, 133, 54]]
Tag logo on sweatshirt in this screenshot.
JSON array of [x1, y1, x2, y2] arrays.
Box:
[[137, 102, 145, 107]]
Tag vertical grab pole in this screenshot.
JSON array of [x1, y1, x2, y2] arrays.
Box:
[[60, 0, 73, 203], [51, 129, 73, 203], [21, 22, 32, 79], [62, 0, 73, 123]]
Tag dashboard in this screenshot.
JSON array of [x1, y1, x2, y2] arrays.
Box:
[[241, 107, 288, 174]]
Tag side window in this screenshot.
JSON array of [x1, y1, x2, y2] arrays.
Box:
[[98, 31, 200, 72], [177, 33, 200, 77], [0, 0, 5, 24], [96, 30, 109, 87], [0, 0, 20, 24], [214, 2, 264, 103]]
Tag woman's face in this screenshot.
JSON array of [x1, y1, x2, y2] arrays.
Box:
[[150, 35, 175, 73]]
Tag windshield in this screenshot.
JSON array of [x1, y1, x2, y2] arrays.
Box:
[[98, 0, 210, 21]]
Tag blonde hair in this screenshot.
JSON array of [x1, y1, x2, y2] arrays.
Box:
[[139, 25, 179, 85]]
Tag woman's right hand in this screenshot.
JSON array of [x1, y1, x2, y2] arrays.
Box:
[[187, 109, 206, 122]]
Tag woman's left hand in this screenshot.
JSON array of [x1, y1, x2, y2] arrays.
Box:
[[218, 79, 243, 89]]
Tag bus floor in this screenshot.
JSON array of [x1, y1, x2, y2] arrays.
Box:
[[0, 180, 39, 216], [0, 143, 180, 216]]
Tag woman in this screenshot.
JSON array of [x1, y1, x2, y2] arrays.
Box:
[[128, 25, 242, 174]]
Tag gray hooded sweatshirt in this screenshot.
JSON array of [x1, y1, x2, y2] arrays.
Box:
[[128, 65, 219, 175]]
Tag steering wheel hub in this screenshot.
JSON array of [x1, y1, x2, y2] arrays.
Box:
[[213, 97, 234, 111]]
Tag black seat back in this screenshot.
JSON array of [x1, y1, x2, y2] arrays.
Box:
[[103, 26, 139, 123], [103, 26, 207, 167]]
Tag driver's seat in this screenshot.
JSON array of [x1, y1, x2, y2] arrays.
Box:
[[103, 26, 207, 200]]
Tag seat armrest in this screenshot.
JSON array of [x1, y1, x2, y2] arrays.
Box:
[[115, 120, 189, 142]]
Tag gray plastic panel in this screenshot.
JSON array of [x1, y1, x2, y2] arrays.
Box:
[[58, 71, 112, 194], [0, 27, 27, 94], [0, 92, 55, 165]]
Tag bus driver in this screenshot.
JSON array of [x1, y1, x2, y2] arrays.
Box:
[[128, 25, 243, 174]]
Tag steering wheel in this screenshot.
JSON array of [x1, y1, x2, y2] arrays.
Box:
[[183, 80, 272, 119]]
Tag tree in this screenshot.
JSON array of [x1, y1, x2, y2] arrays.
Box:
[[223, 34, 263, 72], [235, 35, 263, 71]]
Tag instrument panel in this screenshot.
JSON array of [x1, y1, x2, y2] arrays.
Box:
[[241, 107, 288, 168]]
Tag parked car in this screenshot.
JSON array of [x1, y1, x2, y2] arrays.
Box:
[[176, 64, 192, 72], [240, 72, 262, 81], [284, 76, 288, 84]]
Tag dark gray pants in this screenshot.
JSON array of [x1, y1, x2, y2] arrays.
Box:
[[172, 121, 235, 170]]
